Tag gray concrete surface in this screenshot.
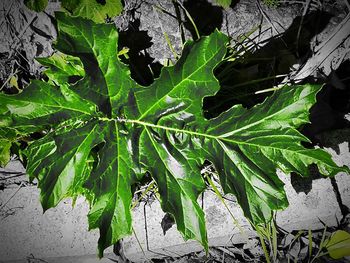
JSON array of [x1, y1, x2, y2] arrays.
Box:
[[318, 129, 350, 211], [0, 163, 343, 262], [0, 184, 112, 262]]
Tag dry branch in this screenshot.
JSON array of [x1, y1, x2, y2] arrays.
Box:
[[291, 14, 350, 82]]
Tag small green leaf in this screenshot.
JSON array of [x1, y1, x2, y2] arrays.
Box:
[[326, 230, 350, 259], [0, 140, 12, 167], [24, 0, 48, 12], [61, 0, 123, 23], [215, 0, 232, 8], [0, 128, 17, 167], [37, 52, 85, 86]]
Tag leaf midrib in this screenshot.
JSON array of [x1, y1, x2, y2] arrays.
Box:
[[116, 118, 332, 164], [215, 91, 317, 138], [144, 125, 206, 242]]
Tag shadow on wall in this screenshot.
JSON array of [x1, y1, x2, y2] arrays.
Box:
[[303, 60, 350, 143], [183, 0, 223, 38], [118, 18, 162, 86], [203, 11, 333, 119], [229, 0, 241, 9], [295, 59, 350, 194]]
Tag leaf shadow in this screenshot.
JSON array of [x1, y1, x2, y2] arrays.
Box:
[[292, 59, 350, 194], [118, 18, 162, 86], [203, 10, 333, 119], [183, 0, 223, 38], [229, 0, 241, 9], [303, 60, 350, 144]]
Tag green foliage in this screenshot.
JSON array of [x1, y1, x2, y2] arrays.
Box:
[[24, 0, 123, 23], [36, 53, 85, 85], [0, 139, 12, 167], [61, 0, 123, 23], [0, 12, 349, 257], [215, 0, 232, 8], [0, 128, 16, 167], [24, 0, 48, 12]]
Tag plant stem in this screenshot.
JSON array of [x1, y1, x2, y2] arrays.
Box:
[[131, 181, 156, 210], [203, 172, 246, 238], [257, 227, 271, 263]]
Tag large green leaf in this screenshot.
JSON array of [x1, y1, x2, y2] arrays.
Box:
[[0, 13, 348, 257]]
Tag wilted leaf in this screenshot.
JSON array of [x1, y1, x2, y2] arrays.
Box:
[[9, 75, 19, 90], [0, 13, 348, 257], [326, 230, 350, 259]]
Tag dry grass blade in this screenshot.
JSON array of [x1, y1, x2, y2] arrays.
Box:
[[296, 0, 312, 57]]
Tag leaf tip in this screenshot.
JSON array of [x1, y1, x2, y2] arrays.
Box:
[[342, 164, 350, 175]]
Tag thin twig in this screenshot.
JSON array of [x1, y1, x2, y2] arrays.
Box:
[[296, 0, 312, 58], [0, 1, 15, 29], [256, 0, 284, 44], [171, 0, 186, 45], [344, 0, 350, 11], [143, 202, 170, 258], [0, 182, 23, 211], [132, 227, 149, 261], [0, 69, 19, 91], [176, 0, 200, 40], [0, 172, 26, 181], [153, 6, 179, 60]]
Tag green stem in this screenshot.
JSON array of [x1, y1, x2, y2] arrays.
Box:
[[203, 172, 246, 238], [257, 227, 271, 263], [176, 1, 200, 40]]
